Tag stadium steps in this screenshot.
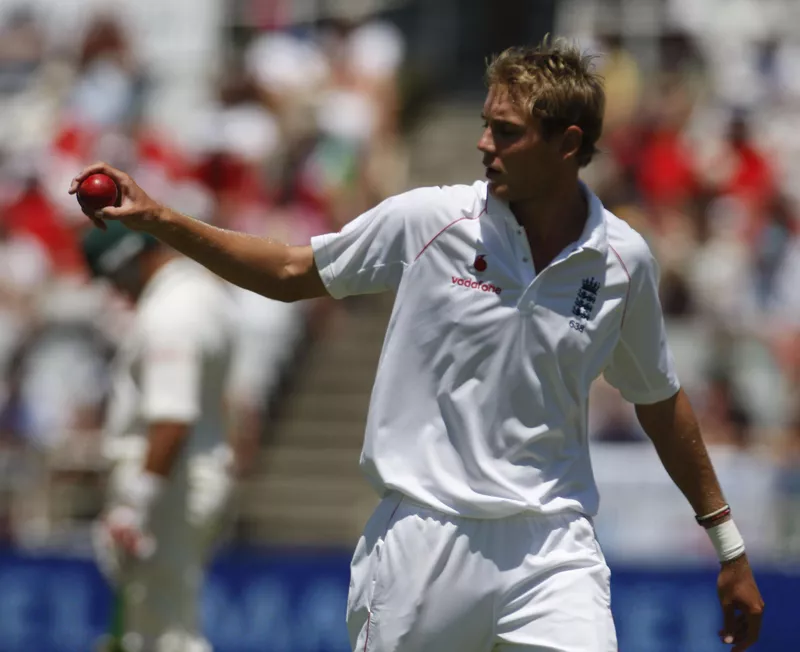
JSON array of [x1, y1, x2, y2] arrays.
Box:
[[404, 102, 483, 187], [236, 296, 393, 546], [236, 101, 481, 547]]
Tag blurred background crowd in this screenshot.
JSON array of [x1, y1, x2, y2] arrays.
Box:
[[0, 0, 798, 567]]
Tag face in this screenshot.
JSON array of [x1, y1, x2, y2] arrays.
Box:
[[478, 86, 578, 203]]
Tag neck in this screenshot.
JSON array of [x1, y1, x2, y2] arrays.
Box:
[[509, 176, 587, 249]]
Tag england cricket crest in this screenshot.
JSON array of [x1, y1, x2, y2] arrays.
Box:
[[572, 277, 600, 322]]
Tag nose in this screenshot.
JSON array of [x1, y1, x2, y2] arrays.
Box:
[[477, 126, 494, 156]]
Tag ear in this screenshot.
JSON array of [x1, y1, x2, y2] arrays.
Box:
[[561, 125, 584, 162]]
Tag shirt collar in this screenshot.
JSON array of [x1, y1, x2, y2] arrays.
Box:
[[577, 181, 608, 256], [485, 180, 608, 257]]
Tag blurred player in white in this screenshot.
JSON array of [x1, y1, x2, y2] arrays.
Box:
[[82, 222, 235, 652], [72, 39, 764, 652]]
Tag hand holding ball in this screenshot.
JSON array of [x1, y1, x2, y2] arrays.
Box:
[[76, 173, 120, 212], [70, 163, 158, 232]]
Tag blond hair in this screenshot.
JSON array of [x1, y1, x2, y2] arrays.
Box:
[[485, 37, 605, 167]]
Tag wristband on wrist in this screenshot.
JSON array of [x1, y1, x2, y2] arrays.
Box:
[[695, 504, 731, 527], [705, 518, 746, 563], [120, 471, 166, 516]]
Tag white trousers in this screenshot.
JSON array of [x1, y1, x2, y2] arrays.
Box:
[[94, 445, 233, 652], [347, 492, 617, 652]]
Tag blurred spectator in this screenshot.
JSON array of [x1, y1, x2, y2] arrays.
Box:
[[243, 1, 408, 231], [686, 195, 752, 323], [2, 175, 82, 274], [659, 267, 694, 319], [761, 207, 800, 385], [316, 3, 405, 142], [16, 316, 112, 450], [66, 15, 147, 131], [753, 193, 796, 310], [315, 3, 408, 223], [697, 373, 752, 449], [595, 33, 642, 135], [703, 111, 775, 240], [0, 7, 53, 156], [0, 202, 51, 370], [191, 71, 278, 231], [0, 346, 34, 447], [636, 77, 698, 213], [245, 26, 329, 142], [0, 7, 44, 97]]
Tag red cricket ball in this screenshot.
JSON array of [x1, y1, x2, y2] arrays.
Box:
[[77, 173, 119, 212]]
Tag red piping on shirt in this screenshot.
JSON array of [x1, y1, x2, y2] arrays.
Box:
[[363, 613, 372, 651], [608, 243, 631, 327], [413, 201, 488, 262]]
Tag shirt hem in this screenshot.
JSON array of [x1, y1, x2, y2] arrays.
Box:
[[620, 380, 681, 405], [310, 233, 344, 299]]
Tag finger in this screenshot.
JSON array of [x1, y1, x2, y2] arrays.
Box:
[[730, 615, 748, 651], [732, 607, 763, 652], [97, 205, 127, 219], [69, 162, 112, 193], [70, 162, 130, 193], [727, 614, 755, 651], [721, 603, 737, 645]]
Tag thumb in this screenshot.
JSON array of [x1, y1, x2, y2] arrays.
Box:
[[97, 205, 126, 219], [721, 602, 737, 645]]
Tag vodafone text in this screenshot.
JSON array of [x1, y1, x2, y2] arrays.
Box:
[[451, 276, 503, 295]]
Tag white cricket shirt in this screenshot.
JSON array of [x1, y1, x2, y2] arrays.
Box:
[[311, 181, 680, 518], [104, 258, 236, 460]]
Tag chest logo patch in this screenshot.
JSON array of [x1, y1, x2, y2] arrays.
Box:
[[453, 254, 502, 294], [570, 277, 600, 331], [470, 254, 487, 273]]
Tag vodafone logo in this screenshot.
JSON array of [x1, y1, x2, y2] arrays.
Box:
[[469, 253, 488, 274], [456, 253, 501, 294], [451, 276, 502, 294]]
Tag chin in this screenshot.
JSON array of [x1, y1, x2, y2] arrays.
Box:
[[487, 180, 510, 200]]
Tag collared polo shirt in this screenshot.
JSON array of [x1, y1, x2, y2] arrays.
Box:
[[311, 181, 680, 518], [104, 258, 236, 460]]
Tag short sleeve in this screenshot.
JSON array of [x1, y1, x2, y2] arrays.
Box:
[[310, 193, 415, 299], [603, 250, 681, 405], [140, 313, 202, 423]]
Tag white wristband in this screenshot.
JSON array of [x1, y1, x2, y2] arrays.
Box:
[[119, 471, 166, 515], [706, 519, 746, 563]]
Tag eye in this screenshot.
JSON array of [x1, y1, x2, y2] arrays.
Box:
[[495, 124, 517, 136]]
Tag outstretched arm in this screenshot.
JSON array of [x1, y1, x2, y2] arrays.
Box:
[[636, 389, 764, 652], [70, 162, 327, 303]]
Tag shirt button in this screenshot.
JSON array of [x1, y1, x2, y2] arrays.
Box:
[[522, 257, 529, 263]]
